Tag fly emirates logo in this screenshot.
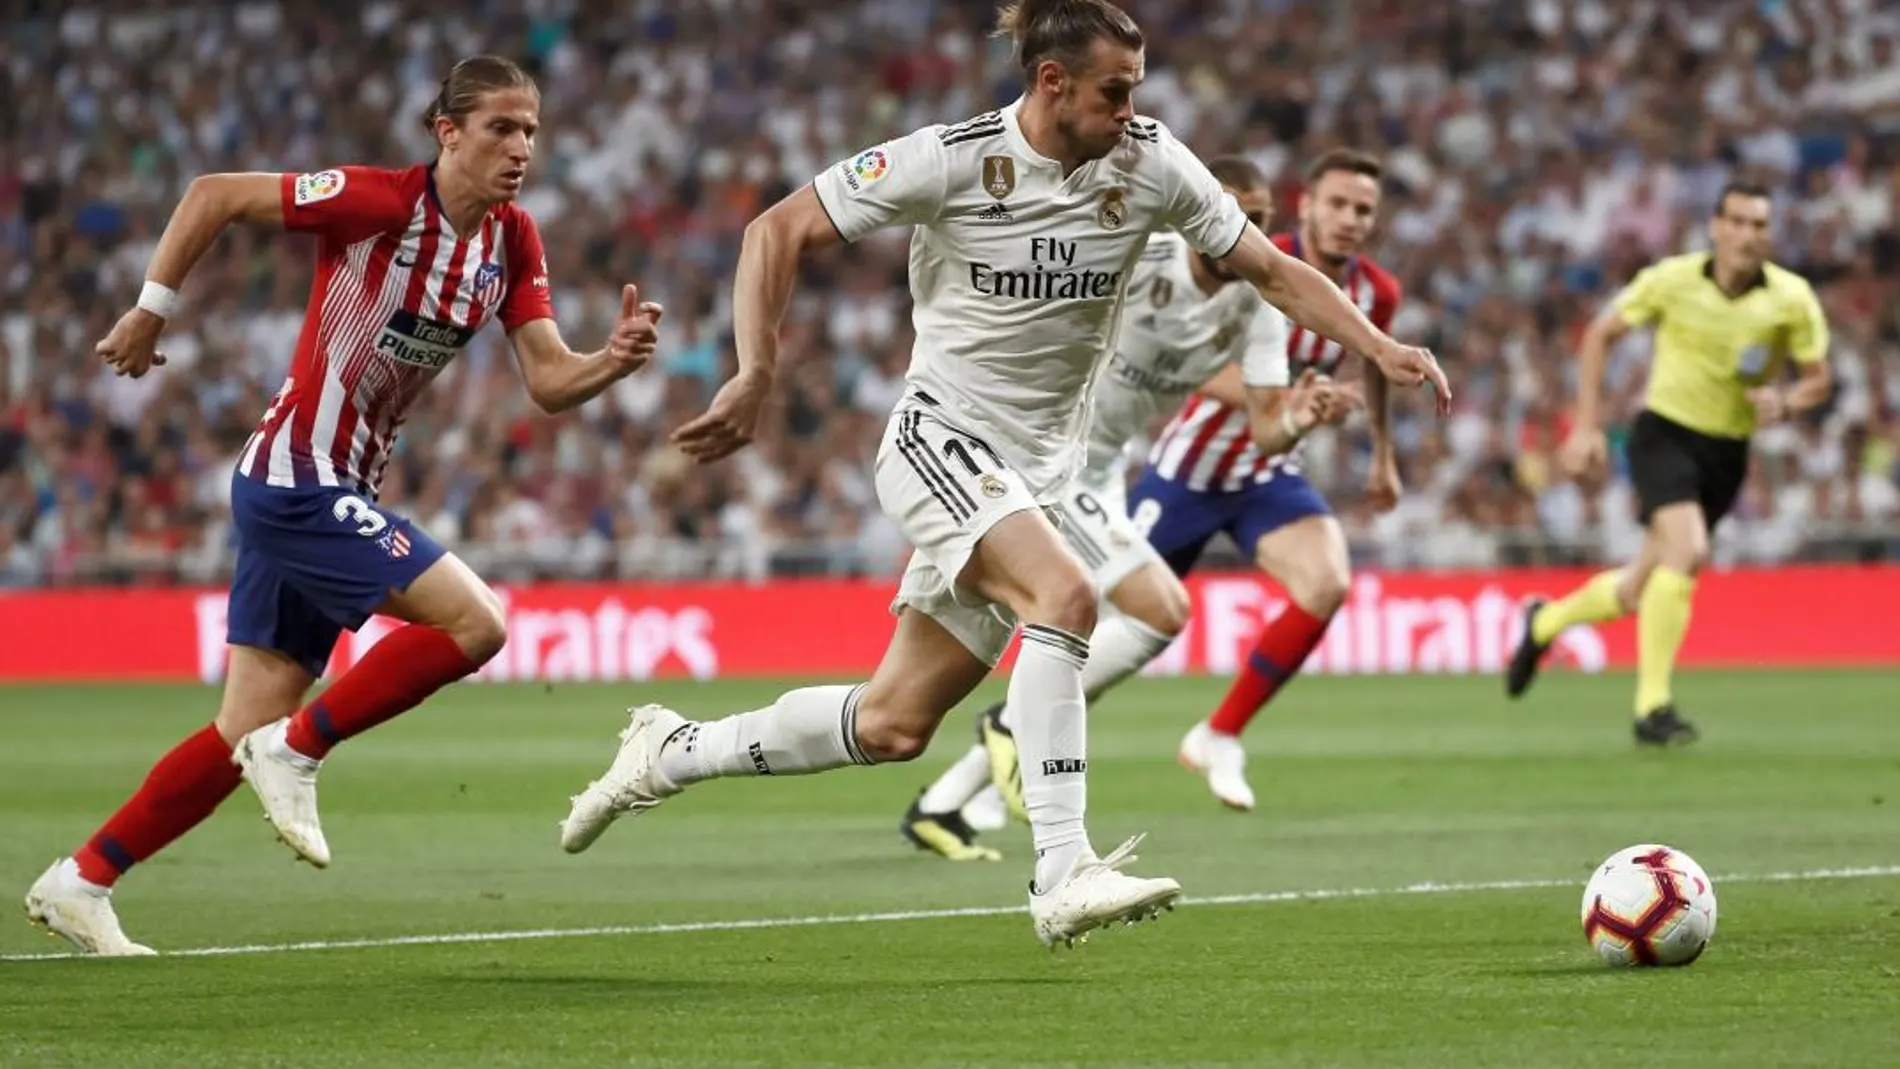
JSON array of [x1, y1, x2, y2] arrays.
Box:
[[969, 237, 1122, 300]]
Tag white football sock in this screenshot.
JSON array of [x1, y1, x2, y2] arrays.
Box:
[[1079, 613, 1177, 701], [1012, 624, 1092, 893], [659, 684, 873, 785], [918, 743, 992, 813], [999, 613, 1178, 731]]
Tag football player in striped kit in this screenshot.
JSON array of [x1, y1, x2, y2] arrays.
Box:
[[1138, 149, 1405, 810], [27, 56, 663, 955]]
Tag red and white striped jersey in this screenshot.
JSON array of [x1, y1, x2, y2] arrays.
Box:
[[238, 164, 554, 495], [1146, 232, 1401, 493]]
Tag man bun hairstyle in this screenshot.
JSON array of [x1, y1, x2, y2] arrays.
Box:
[[994, 0, 1143, 78], [421, 55, 538, 136]]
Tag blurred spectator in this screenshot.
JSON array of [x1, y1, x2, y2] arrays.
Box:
[[3, 0, 1898, 585]]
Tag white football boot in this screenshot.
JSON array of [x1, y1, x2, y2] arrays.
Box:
[[1178, 720, 1256, 812], [24, 858, 156, 957], [560, 704, 687, 854], [1028, 834, 1181, 949], [233, 719, 330, 867]]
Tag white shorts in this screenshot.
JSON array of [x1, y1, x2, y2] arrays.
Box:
[[1048, 470, 1166, 596], [874, 402, 1040, 666]]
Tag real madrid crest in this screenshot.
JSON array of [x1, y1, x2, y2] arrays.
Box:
[[979, 474, 1009, 499], [1098, 187, 1128, 230], [982, 156, 1016, 201]]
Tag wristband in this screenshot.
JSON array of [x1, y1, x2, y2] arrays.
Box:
[[137, 280, 181, 321], [1280, 404, 1304, 442]]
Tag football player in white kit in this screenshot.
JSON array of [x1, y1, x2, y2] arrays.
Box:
[[558, 0, 1448, 949], [899, 156, 1359, 858]]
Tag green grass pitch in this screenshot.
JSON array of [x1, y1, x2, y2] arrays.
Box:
[[2, 670, 1896, 1067]]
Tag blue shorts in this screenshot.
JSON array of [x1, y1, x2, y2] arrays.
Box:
[[1126, 466, 1331, 577], [226, 473, 447, 676]]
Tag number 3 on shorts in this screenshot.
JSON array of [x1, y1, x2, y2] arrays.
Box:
[[332, 495, 389, 537]]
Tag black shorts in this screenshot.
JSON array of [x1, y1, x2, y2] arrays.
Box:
[[1627, 410, 1750, 526]]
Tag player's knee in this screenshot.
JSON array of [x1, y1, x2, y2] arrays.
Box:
[[1286, 561, 1350, 618], [1031, 570, 1098, 638], [1145, 576, 1193, 638], [1658, 530, 1711, 576], [450, 590, 509, 665], [852, 699, 936, 763]]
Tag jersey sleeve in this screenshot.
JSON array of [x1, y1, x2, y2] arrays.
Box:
[[499, 210, 555, 332], [1152, 124, 1249, 259], [810, 126, 950, 243], [279, 166, 412, 243], [1238, 303, 1292, 388], [1369, 271, 1404, 333], [1786, 279, 1829, 365], [1610, 261, 1671, 328]]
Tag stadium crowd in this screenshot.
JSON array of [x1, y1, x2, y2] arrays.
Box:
[[3, 0, 1899, 588]]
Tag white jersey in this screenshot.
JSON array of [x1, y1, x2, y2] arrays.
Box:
[[1081, 232, 1290, 483], [812, 99, 1249, 493]]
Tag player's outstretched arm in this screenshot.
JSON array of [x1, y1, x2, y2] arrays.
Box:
[[673, 184, 844, 462], [1219, 226, 1450, 412], [508, 285, 664, 413], [95, 173, 284, 379]]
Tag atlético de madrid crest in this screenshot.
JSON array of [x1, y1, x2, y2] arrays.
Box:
[[472, 261, 503, 305]]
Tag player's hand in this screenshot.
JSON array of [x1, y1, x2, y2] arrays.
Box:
[[1365, 454, 1403, 513], [1369, 341, 1452, 415], [1559, 427, 1607, 480], [1285, 368, 1361, 433], [1313, 377, 1362, 426], [672, 367, 773, 463], [1746, 387, 1788, 426], [606, 284, 664, 375], [94, 309, 168, 379]]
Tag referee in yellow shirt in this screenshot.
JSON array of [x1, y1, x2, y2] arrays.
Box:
[[1505, 181, 1832, 744]]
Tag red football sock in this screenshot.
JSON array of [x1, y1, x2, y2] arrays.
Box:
[[283, 624, 481, 760], [73, 724, 241, 887], [1207, 601, 1334, 737]]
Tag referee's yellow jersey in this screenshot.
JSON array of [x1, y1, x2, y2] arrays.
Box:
[[1611, 252, 1829, 439]]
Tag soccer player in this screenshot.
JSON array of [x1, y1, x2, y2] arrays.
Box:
[[1506, 181, 1830, 743], [25, 56, 662, 955], [1140, 149, 1404, 810], [558, 0, 1447, 949], [898, 156, 1361, 859]]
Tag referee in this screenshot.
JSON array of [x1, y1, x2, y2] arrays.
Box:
[[1504, 181, 1832, 744]]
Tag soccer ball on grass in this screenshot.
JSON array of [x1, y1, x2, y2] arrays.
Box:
[[1580, 844, 1717, 967]]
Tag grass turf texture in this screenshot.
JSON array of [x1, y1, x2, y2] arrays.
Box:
[[2, 670, 1896, 1067]]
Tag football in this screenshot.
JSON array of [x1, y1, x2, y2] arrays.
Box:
[[1580, 844, 1718, 967]]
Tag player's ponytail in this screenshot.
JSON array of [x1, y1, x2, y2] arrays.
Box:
[[994, 0, 1143, 79], [420, 55, 539, 146]]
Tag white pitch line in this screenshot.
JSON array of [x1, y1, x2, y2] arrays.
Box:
[[6, 864, 1897, 964]]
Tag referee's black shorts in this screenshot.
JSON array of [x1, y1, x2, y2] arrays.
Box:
[[1627, 410, 1751, 526]]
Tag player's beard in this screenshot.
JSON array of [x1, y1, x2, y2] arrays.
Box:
[[1304, 226, 1354, 273], [1056, 100, 1116, 163]]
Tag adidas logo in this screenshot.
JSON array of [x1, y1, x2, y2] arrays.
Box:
[[974, 202, 1015, 225]]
